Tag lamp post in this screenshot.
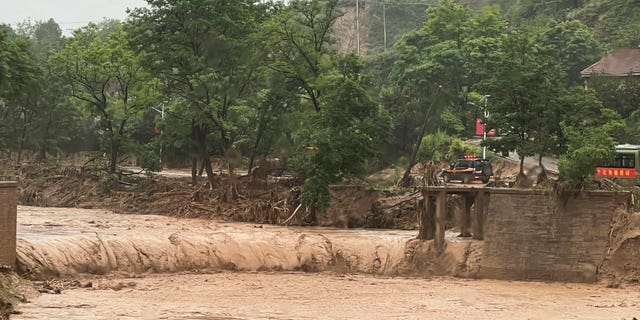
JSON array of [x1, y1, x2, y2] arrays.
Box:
[[480, 95, 490, 159], [151, 102, 165, 165]]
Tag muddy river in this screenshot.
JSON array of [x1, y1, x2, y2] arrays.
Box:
[[12, 206, 640, 319]]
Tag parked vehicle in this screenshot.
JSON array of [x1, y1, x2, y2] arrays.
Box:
[[596, 144, 640, 186], [441, 156, 493, 184]]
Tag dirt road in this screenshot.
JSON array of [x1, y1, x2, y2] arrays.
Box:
[[12, 206, 640, 319]]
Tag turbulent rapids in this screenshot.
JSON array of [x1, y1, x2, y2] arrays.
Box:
[[11, 207, 640, 320], [16, 206, 481, 280]]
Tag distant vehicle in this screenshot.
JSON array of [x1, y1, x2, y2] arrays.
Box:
[[441, 156, 493, 184], [595, 144, 640, 186]]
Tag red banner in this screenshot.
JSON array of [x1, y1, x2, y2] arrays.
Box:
[[475, 118, 496, 136], [475, 118, 484, 136], [595, 167, 636, 178]]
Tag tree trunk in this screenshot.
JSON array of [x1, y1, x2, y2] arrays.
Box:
[[399, 86, 441, 187], [109, 142, 118, 174], [422, 161, 439, 186], [190, 119, 198, 187], [248, 130, 265, 175], [306, 206, 317, 225], [198, 161, 205, 177], [16, 140, 24, 164], [16, 120, 27, 164], [513, 155, 530, 188], [202, 153, 217, 190], [191, 157, 198, 187], [195, 125, 217, 190], [537, 153, 548, 184]]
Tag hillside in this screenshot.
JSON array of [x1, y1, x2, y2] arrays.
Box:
[[334, 0, 640, 54]]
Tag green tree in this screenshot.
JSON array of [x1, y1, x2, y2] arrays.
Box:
[[417, 131, 449, 163], [259, 0, 343, 112], [0, 25, 41, 160], [51, 22, 159, 173], [485, 20, 612, 182], [390, 2, 506, 141], [571, 0, 640, 48], [244, 72, 299, 173], [14, 19, 91, 159], [483, 27, 555, 178], [261, 3, 390, 217], [587, 76, 640, 121], [294, 55, 391, 217], [129, 0, 273, 188], [537, 19, 600, 85], [558, 103, 624, 186], [511, 0, 586, 21], [366, 0, 433, 53]]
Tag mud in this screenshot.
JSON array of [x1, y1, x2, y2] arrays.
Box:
[[600, 212, 640, 284]]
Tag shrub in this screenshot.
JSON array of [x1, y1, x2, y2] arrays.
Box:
[[417, 131, 449, 163], [447, 138, 481, 160]]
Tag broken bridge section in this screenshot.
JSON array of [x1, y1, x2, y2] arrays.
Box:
[[420, 186, 630, 283], [0, 181, 17, 268], [419, 187, 489, 247]]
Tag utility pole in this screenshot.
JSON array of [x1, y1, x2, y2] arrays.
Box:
[[480, 95, 490, 159], [356, 0, 360, 54], [151, 102, 166, 166], [382, 0, 387, 50]]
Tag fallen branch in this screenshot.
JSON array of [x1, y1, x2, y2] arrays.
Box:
[[189, 203, 218, 215], [384, 191, 421, 208], [283, 203, 302, 225]]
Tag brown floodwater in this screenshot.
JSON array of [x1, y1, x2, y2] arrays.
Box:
[[13, 272, 640, 320], [12, 206, 640, 320]]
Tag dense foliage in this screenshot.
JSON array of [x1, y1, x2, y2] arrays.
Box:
[[2, 0, 640, 212]]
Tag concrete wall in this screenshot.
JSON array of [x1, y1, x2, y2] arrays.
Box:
[[481, 189, 628, 283], [0, 182, 17, 268]]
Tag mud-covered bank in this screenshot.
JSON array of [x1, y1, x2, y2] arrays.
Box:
[[0, 270, 35, 320], [16, 206, 480, 280], [0, 272, 12, 320], [12, 164, 427, 230]]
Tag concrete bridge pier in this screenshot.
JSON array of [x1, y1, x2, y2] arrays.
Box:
[[472, 191, 489, 240], [420, 187, 491, 251], [418, 189, 449, 252], [459, 195, 474, 237], [0, 181, 17, 268]]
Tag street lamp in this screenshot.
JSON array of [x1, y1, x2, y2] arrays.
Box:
[[151, 102, 165, 165], [480, 95, 491, 159]]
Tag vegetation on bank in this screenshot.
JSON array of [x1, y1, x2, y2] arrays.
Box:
[[0, 271, 17, 320], [1, 0, 640, 217]]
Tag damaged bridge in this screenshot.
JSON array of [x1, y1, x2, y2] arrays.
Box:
[[420, 186, 631, 282]]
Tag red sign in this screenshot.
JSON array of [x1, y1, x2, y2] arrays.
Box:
[[475, 118, 496, 136], [475, 118, 484, 136], [595, 167, 636, 178]]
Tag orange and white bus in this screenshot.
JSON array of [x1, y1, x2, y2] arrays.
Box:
[[595, 144, 640, 185]]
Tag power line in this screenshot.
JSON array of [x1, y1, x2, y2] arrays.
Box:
[[356, 0, 360, 54], [348, 0, 434, 5]]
